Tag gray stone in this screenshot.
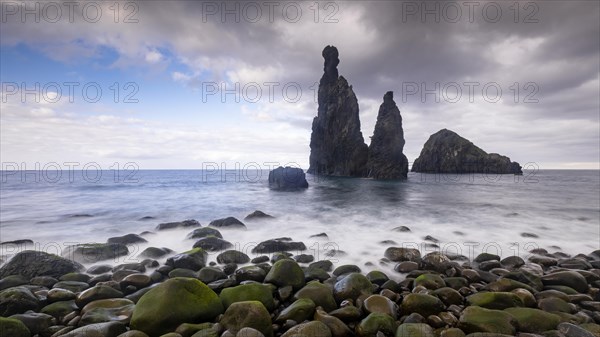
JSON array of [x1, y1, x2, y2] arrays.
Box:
[[411, 129, 522, 174], [366, 91, 409, 179]]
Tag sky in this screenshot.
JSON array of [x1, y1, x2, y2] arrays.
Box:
[[1, 0, 599, 170]]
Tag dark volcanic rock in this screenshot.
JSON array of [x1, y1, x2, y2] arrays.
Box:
[[107, 233, 148, 245], [139, 247, 173, 259], [367, 91, 409, 179], [209, 217, 246, 229], [268, 166, 309, 190], [187, 227, 223, 239], [0, 250, 83, 279], [0, 239, 33, 246], [63, 243, 129, 264], [155, 219, 201, 231], [244, 210, 275, 221], [252, 238, 307, 254], [411, 129, 523, 174], [308, 45, 369, 177], [192, 237, 233, 252]]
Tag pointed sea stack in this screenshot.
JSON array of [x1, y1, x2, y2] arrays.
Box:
[[367, 91, 409, 179], [411, 129, 523, 174], [307, 45, 368, 177]]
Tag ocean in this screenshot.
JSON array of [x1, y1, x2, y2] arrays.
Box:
[[1, 169, 598, 274]]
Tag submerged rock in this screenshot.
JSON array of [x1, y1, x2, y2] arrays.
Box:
[[308, 45, 369, 177], [252, 238, 307, 254], [138, 247, 173, 259], [366, 91, 409, 179], [412, 129, 522, 174], [155, 219, 200, 231], [107, 234, 147, 245], [192, 237, 233, 252], [63, 243, 129, 264], [268, 166, 308, 190], [244, 210, 275, 221], [208, 217, 246, 229]]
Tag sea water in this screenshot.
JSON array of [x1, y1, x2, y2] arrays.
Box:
[[1, 169, 598, 274]]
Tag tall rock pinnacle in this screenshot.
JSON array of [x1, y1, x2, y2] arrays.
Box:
[[367, 91, 409, 179], [308, 46, 368, 176]]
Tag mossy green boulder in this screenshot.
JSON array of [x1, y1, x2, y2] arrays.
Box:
[[401, 293, 445, 317], [264, 259, 305, 290], [219, 283, 274, 311], [333, 273, 373, 303], [294, 281, 337, 312], [444, 277, 469, 290], [458, 306, 516, 335], [504, 307, 562, 333], [130, 278, 223, 337], [0, 317, 31, 337], [276, 298, 315, 323], [220, 301, 273, 337], [395, 323, 435, 337], [432, 287, 464, 306], [356, 312, 396, 337], [414, 273, 445, 290], [466, 292, 524, 310], [0, 286, 39, 316], [484, 278, 537, 294]]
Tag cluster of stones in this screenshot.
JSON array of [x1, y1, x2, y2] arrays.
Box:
[[1, 215, 600, 337]]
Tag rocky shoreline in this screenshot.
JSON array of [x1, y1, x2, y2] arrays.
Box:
[[1, 213, 600, 337]]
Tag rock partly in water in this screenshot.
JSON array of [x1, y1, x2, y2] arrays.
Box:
[[308, 45, 369, 177], [244, 210, 275, 221], [63, 243, 129, 264], [217, 250, 250, 264], [165, 248, 208, 271], [107, 234, 147, 245], [252, 238, 307, 254], [192, 237, 233, 252], [138, 247, 173, 259], [208, 217, 246, 229], [0, 250, 83, 279], [268, 166, 309, 190], [366, 91, 409, 180], [411, 129, 522, 174], [155, 219, 201, 231]]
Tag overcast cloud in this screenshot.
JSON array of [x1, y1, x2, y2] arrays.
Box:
[[1, 0, 598, 169]]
